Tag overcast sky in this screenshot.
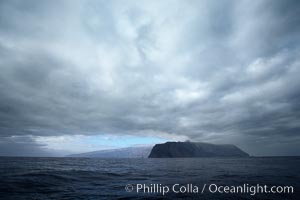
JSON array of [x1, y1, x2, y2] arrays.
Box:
[[0, 0, 300, 156]]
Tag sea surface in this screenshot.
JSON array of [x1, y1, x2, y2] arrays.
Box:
[[0, 157, 299, 199]]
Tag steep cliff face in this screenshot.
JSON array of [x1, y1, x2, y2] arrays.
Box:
[[148, 142, 249, 158]]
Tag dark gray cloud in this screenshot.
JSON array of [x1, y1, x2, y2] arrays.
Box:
[[0, 0, 300, 156], [0, 136, 54, 156]]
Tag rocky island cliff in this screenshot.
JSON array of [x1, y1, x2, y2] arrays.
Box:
[[148, 141, 249, 158]]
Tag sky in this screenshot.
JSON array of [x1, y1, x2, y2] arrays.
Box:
[[0, 0, 300, 156]]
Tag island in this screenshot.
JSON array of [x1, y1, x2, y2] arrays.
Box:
[[148, 141, 249, 158], [67, 146, 152, 158]]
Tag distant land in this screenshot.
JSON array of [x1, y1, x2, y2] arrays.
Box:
[[148, 141, 249, 158], [67, 146, 152, 158], [67, 141, 249, 158]]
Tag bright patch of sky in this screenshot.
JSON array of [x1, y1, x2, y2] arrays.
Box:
[[34, 134, 166, 155]]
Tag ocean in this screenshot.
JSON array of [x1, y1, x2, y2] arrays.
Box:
[[0, 157, 299, 199]]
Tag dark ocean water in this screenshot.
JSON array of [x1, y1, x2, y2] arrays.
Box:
[[0, 157, 299, 200]]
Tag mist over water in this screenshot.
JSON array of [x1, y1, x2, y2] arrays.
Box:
[[0, 157, 299, 199]]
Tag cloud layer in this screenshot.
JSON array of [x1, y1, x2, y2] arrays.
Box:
[[0, 0, 300, 156]]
